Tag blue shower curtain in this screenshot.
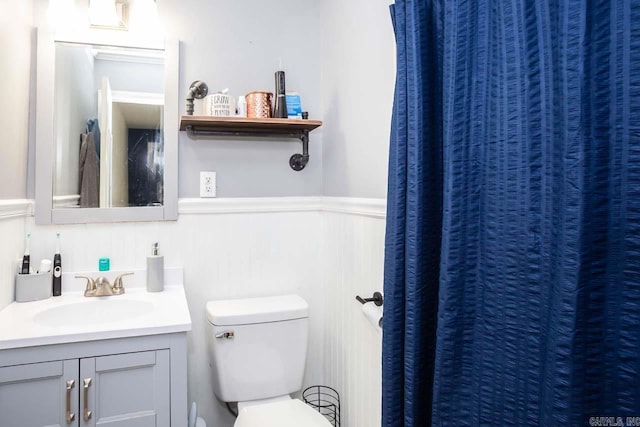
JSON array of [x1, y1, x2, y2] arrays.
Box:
[[383, 0, 640, 426]]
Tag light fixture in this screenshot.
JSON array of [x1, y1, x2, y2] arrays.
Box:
[[89, 0, 129, 30]]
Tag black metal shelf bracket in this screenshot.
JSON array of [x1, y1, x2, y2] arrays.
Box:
[[289, 131, 309, 171], [185, 125, 311, 171], [185, 81, 208, 116]]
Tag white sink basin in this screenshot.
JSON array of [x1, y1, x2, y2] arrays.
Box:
[[0, 269, 191, 350], [34, 299, 154, 326]]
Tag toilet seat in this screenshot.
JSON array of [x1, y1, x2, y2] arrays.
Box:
[[234, 399, 332, 427]]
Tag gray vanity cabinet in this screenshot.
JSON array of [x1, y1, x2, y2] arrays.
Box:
[[0, 334, 185, 427], [0, 350, 169, 427], [0, 359, 79, 427], [81, 350, 170, 427]]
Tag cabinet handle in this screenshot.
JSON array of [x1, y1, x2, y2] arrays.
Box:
[[83, 377, 93, 421], [65, 380, 76, 424]]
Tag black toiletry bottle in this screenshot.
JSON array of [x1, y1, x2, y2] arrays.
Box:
[[274, 71, 287, 118], [53, 233, 62, 296]]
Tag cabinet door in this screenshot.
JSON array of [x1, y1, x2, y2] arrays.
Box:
[[0, 359, 79, 427], [80, 350, 169, 427]]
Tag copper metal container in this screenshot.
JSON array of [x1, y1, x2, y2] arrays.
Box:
[[245, 91, 273, 118]]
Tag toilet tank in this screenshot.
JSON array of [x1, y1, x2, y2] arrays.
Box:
[[206, 295, 309, 403]]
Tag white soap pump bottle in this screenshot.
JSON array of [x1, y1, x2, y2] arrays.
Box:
[[146, 242, 164, 292]]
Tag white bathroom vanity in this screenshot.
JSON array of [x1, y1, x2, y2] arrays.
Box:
[[0, 268, 191, 427]]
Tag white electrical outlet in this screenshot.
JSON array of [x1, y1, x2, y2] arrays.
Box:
[[200, 171, 217, 198]]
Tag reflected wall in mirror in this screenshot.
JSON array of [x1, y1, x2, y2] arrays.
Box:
[[53, 42, 164, 208]]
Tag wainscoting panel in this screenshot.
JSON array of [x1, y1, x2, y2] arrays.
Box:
[[9, 197, 386, 427], [322, 207, 385, 427], [24, 206, 323, 427]]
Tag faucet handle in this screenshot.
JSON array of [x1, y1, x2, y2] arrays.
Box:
[[113, 272, 134, 295], [75, 275, 96, 296]]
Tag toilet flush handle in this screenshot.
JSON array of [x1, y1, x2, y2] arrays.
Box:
[[215, 331, 234, 339]]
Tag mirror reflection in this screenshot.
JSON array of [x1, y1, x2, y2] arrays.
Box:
[[53, 42, 164, 208]]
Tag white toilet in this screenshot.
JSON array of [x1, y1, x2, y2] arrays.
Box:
[[206, 294, 332, 427]]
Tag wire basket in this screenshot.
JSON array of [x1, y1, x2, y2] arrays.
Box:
[[303, 385, 340, 427]]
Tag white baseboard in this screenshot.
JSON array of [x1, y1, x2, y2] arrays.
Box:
[[178, 197, 324, 215], [2, 197, 387, 220], [321, 197, 387, 218], [179, 197, 386, 218], [0, 200, 33, 220]]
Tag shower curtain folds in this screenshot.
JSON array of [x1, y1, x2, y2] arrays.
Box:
[[383, 0, 640, 425]]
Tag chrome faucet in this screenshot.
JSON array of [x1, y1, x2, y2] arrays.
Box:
[[76, 273, 134, 297]]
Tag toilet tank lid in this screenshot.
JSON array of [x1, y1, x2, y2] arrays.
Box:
[[206, 294, 309, 326]]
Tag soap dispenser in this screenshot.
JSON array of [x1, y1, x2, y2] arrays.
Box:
[[146, 242, 164, 292]]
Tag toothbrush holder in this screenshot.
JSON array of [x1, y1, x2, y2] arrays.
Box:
[[15, 272, 52, 302]]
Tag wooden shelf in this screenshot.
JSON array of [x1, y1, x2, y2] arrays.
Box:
[[179, 115, 323, 171], [179, 116, 322, 134]]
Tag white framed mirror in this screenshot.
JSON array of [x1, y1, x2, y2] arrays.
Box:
[[35, 29, 178, 224]]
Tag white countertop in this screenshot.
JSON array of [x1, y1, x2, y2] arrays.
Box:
[[0, 268, 192, 350]]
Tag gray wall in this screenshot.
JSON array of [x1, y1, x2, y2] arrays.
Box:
[[27, 0, 323, 199], [0, 0, 32, 199], [320, 0, 396, 199], [94, 59, 164, 94], [26, 0, 396, 200], [162, 0, 323, 198]]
